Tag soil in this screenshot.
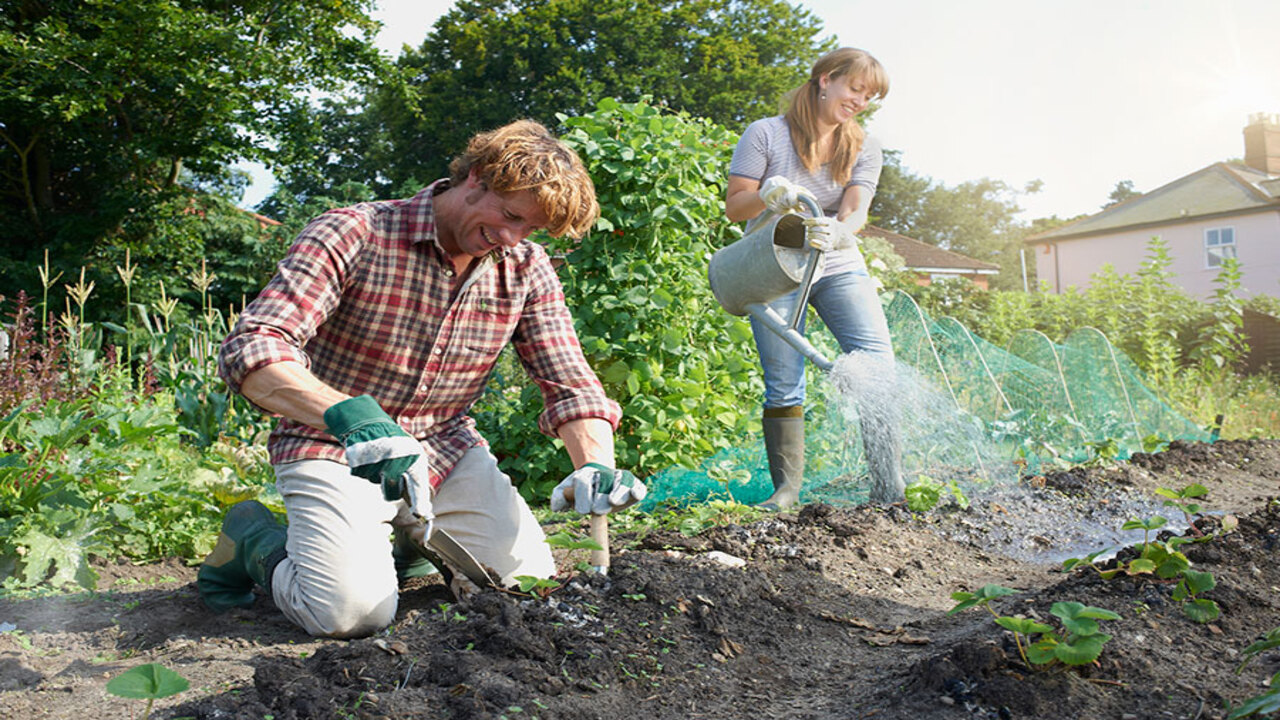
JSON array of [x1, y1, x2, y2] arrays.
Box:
[[3, 439, 1280, 720]]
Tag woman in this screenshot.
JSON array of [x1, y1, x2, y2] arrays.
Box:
[[725, 47, 904, 509]]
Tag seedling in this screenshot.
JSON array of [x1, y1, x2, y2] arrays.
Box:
[[1235, 627, 1280, 675], [106, 663, 189, 720], [1025, 602, 1121, 667], [1172, 569, 1220, 624], [905, 475, 970, 512], [706, 460, 751, 501], [950, 586, 1119, 670], [1061, 547, 1117, 577], [1227, 672, 1280, 719], [1155, 483, 1209, 535], [513, 576, 562, 599]]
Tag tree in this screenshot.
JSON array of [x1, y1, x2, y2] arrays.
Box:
[[873, 155, 1037, 291], [0, 0, 385, 313], [1104, 179, 1140, 208], [287, 0, 832, 200]]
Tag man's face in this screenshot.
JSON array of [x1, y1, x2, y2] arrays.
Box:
[[439, 171, 550, 260]]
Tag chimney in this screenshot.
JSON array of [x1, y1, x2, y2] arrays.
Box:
[[1244, 112, 1280, 174]]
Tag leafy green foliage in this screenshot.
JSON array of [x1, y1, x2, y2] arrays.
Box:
[[106, 663, 190, 699], [905, 474, 969, 512], [473, 98, 761, 493], [948, 584, 1018, 615], [310, 0, 830, 199], [0, 0, 383, 316], [1156, 483, 1209, 530], [1193, 257, 1250, 378]]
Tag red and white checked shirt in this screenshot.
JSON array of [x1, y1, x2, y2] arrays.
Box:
[[219, 180, 621, 488]]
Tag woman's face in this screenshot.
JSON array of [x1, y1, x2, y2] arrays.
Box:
[[820, 73, 877, 125]]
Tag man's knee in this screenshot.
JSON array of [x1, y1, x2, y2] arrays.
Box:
[[294, 590, 398, 639]]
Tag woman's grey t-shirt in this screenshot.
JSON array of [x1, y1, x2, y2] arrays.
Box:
[[729, 115, 882, 276]]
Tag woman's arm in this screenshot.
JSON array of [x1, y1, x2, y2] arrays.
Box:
[[837, 185, 875, 232], [725, 175, 766, 223]]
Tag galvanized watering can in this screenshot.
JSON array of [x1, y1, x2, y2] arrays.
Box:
[[708, 196, 834, 372]]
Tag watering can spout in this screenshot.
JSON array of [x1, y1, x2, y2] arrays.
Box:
[[744, 303, 834, 372]]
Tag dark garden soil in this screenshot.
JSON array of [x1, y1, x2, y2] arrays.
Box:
[[3, 439, 1280, 720]]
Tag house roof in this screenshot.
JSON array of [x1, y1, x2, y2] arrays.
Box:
[[861, 225, 1000, 274], [1026, 162, 1280, 244]]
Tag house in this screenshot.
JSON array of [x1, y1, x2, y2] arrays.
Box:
[[860, 225, 1001, 289], [1025, 113, 1280, 300]]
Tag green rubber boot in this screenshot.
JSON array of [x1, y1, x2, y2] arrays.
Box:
[[391, 527, 439, 584], [197, 500, 287, 612], [758, 406, 805, 511]]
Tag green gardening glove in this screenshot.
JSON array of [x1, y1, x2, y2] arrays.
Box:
[[324, 395, 434, 524]]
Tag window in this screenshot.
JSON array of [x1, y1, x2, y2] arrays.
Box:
[[1205, 227, 1236, 268]]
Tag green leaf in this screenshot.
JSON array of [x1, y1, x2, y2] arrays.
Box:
[[1183, 598, 1220, 624], [948, 584, 1017, 614], [994, 616, 1053, 635], [106, 663, 190, 700], [1055, 633, 1111, 666]]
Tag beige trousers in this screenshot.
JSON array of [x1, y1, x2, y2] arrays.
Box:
[[269, 446, 555, 638]]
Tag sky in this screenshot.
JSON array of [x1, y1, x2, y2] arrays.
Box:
[[241, 0, 1280, 222]]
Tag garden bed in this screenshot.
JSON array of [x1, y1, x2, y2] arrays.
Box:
[[2, 439, 1279, 719]]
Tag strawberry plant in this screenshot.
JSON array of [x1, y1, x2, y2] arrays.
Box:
[[950, 586, 1120, 670], [1172, 569, 1220, 623]]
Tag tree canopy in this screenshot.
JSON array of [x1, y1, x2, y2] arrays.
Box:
[[0, 0, 385, 307], [278, 0, 832, 201]]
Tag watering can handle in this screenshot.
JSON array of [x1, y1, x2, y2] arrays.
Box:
[[786, 195, 825, 331]]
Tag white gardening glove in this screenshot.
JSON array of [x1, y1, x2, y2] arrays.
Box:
[[758, 176, 816, 215], [802, 216, 859, 252], [551, 463, 647, 515]]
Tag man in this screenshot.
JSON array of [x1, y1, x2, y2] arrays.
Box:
[[199, 120, 645, 638]]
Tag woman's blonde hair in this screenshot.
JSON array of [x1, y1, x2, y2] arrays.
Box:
[[449, 120, 599, 238], [783, 48, 889, 184]]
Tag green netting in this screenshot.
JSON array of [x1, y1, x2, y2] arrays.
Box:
[[640, 289, 1212, 509]]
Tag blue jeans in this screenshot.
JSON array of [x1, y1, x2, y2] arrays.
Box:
[[750, 269, 904, 500], [750, 269, 893, 408]]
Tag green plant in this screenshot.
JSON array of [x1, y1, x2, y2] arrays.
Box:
[[1172, 569, 1220, 623], [905, 475, 969, 512], [1228, 672, 1280, 719], [949, 586, 1119, 670], [1235, 627, 1280, 675], [106, 663, 190, 720], [1155, 483, 1210, 534], [473, 98, 758, 495], [513, 576, 562, 599]]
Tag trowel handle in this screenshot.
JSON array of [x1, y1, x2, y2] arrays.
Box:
[[589, 513, 609, 574]]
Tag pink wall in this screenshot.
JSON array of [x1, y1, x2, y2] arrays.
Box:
[[1033, 210, 1280, 300]]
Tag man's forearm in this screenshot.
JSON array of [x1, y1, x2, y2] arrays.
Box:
[[558, 418, 617, 469], [240, 361, 350, 431]]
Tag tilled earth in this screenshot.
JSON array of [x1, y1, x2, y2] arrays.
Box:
[[2, 439, 1280, 719]]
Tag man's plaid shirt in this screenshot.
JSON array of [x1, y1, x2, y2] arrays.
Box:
[[219, 180, 621, 488]]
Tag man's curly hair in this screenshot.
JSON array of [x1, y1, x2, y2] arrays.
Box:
[[449, 120, 599, 239]]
